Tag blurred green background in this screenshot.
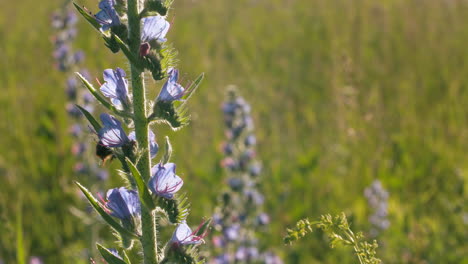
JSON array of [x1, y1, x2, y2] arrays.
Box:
[[0, 0, 467, 263]]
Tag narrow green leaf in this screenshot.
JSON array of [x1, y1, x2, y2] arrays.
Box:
[[96, 244, 127, 264], [76, 72, 113, 109], [126, 158, 155, 210], [76, 105, 102, 132], [194, 218, 211, 237], [75, 182, 139, 239], [161, 136, 172, 164], [73, 3, 101, 30], [181, 72, 204, 102]]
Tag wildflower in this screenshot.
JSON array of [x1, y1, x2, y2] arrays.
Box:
[[83, 92, 94, 104], [141, 15, 170, 43], [245, 134, 256, 146], [66, 77, 78, 99], [72, 142, 87, 156], [264, 253, 283, 264], [74, 162, 88, 174], [128, 130, 159, 158], [222, 101, 237, 115], [257, 213, 270, 225], [95, 0, 121, 31], [105, 187, 141, 220], [28, 257, 43, 264], [170, 221, 205, 246], [211, 254, 230, 264], [98, 113, 129, 147], [156, 68, 185, 102], [96, 169, 109, 181], [364, 180, 390, 236], [100, 68, 129, 109], [69, 124, 82, 137], [224, 224, 240, 241], [148, 163, 183, 199], [228, 177, 243, 191], [235, 247, 259, 261]]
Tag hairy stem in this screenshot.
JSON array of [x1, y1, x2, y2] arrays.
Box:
[[127, 0, 157, 263]]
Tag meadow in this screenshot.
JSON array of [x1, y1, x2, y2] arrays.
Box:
[[0, 0, 467, 263]]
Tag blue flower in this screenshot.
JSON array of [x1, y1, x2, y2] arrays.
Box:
[[157, 68, 185, 102], [128, 130, 159, 158], [95, 0, 121, 31], [105, 187, 141, 220], [148, 163, 183, 199], [170, 221, 204, 246], [100, 68, 129, 109], [98, 113, 129, 147], [141, 15, 170, 43]]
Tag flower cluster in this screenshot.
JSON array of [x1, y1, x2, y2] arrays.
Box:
[[211, 86, 281, 263], [364, 180, 390, 237], [71, 0, 208, 263], [52, 9, 83, 71], [52, 6, 109, 181]]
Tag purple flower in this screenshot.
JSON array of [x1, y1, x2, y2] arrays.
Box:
[[105, 187, 141, 220], [236, 247, 259, 261], [157, 68, 185, 102], [249, 163, 262, 176], [74, 163, 88, 174], [83, 92, 94, 104], [264, 252, 283, 264], [245, 134, 256, 146], [28, 257, 43, 264], [71, 142, 87, 156], [100, 68, 129, 109], [128, 130, 159, 158], [98, 113, 129, 147], [95, 0, 121, 31], [211, 254, 231, 264], [257, 213, 270, 225], [97, 169, 109, 181], [245, 190, 264, 205], [74, 50, 85, 64], [141, 15, 170, 43], [224, 224, 240, 241], [148, 163, 183, 199], [170, 222, 204, 246], [69, 124, 82, 137], [228, 177, 243, 191], [222, 101, 237, 114]]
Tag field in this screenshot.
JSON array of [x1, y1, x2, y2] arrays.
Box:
[[0, 0, 467, 263]]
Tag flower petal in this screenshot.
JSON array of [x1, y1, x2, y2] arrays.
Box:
[[141, 15, 170, 42]]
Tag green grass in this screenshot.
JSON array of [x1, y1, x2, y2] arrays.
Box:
[[0, 0, 467, 263]]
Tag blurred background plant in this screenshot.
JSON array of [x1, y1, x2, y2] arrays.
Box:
[[0, 0, 467, 263], [210, 86, 282, 263], [51, 1, 111, 260]]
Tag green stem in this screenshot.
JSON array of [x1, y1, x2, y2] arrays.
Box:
[[127, 0, 157, 263]]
